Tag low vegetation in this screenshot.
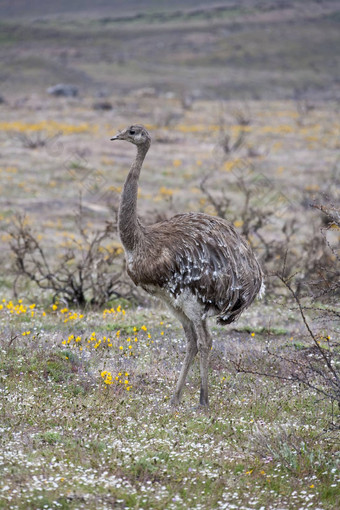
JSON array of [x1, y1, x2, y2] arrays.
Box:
[[0, 294, 339, 509]]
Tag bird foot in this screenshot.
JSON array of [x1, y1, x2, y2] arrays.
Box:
[[191, 403, 210, 413], [170, 396, 181, 407]]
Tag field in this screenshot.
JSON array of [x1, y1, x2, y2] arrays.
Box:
[[0, 1, 339, 509]]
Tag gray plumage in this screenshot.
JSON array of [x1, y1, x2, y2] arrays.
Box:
[[111, 125, 264, 406]]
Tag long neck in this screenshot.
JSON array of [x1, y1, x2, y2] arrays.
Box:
[[118, 142, 149, 252]]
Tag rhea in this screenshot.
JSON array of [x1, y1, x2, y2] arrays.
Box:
[[111, 125, 264, 406]]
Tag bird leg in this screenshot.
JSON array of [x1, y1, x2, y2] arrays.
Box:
[[171, 322, 198, 406], [197, 320, 212, 407]]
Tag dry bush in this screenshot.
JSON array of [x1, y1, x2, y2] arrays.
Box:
[[309, 203, 340, 302], [217, 123, 247, 156], [199, 120, 339, 412], [235, 276, 340, 415], [199, 119, 339, 297], [262, 220, 338, 299], [199, 161, 273, 240], [8, 130, 60, 149], [153, 109, 183, 128], [249, 424, 333, 477], [7, 201, 139, 307], [232, 207, 340, 415], [230, 105, 252, 126], [199, 154, 290, 293]]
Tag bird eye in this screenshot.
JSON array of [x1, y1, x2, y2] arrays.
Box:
[[129, 129, 135, 135]]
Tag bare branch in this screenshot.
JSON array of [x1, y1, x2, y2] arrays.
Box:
[[7, 200, 142, 307]]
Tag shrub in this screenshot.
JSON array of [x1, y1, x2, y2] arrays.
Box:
[[8, 201, 137, 307]]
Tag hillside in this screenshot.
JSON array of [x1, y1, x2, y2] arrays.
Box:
[[0, 0, 339, 99]]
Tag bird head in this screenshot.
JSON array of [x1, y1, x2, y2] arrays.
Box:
[[110, 125, 151, 147]]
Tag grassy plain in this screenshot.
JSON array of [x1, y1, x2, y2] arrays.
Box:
[[0, 295, 339, 509], [0, 1, 339, 509]]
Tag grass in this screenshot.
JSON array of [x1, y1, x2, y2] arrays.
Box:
[[0, 299, 339, 510], [234, 325, 288, 336]]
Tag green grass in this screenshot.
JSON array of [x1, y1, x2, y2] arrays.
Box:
[[0, 302, 339, 510], [235, 325, 288, 335]]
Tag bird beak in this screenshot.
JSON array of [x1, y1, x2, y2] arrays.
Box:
[[110, 130, 122, 141]]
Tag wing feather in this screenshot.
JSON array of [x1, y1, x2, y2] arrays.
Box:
[[129, 212, 263, 324]]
